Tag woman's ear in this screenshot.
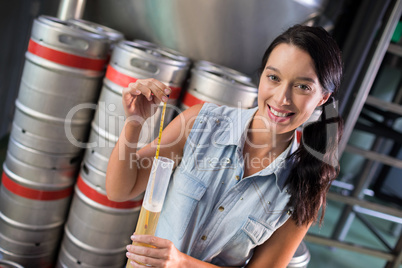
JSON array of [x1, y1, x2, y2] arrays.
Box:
[[317, 93, 331, 107]]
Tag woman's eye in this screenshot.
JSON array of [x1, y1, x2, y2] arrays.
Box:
[[267, 75, 279, 82], [296, 84, 311, 91]]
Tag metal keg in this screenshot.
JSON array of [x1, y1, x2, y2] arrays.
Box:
[[0, 167, 73, 227], [10, 101, 89, 154], [194, 60, 253, 83], [0, 211, 61, 256], [6, 136, 81, 170], [0, 260, 24, 268], [67, 18, 125, 47], [0, 169, 72, 267], [82, 122, 117, 174], [56, 228, 125, 268], [180, 61, 258, 109], [79, 160, 107, 191], [30, 15, 110, 68], [59, 175, 142, 267], [4, 152, 76, 187], [99, 39, 190, 137], [18, 15, 111, 121], [287, 241, 311, 268], [0, 248, 54, 268], [106, 40, 190, 88]]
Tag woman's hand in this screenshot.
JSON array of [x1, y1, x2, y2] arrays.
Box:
[[122, 78, 171, 126], [126, 234, 185, 267]]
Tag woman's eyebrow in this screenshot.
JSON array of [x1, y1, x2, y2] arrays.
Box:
[[265, 66, 281, 73], [296, 76, 316, 84]]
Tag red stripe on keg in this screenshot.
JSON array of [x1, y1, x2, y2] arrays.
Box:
[[76, 175, 142, 209], [1, 172, 73, 200], [182, 91, 206, 107], [27, 39, 107, 71], [105, 65, 182, 100]]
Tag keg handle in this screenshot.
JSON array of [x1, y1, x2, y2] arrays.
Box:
[[58, 34, 90, 51], [130, 58, 159, 74]]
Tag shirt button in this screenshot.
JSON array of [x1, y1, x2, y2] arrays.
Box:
[[218, 206, 225, 212], [201, 235, 207, 241], [235, 175, 240, 180], [287, 210, 292, 215]]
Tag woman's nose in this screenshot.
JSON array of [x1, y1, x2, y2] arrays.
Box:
[[274, 84, 292, 106]]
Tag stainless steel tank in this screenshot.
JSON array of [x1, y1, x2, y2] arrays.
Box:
[[84, 0, 326, 75]]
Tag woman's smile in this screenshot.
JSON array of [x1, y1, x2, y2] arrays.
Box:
[[267, 104, 295, 122]]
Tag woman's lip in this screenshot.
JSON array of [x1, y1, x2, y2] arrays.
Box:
[[267, 104, 295, 122], [268, 105, 294, 114]]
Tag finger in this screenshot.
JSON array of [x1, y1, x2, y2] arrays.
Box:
[[122, 84, 141, 103], [126, 82, 153, 101], [131, 234, 170, 249], [127, 244, 164, 259], [150, 78, 172, 96], [126, 251, 161, 267], [140, 79, 170, 103]]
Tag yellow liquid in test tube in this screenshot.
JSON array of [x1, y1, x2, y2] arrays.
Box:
[[134, 204, 161, 245], [126, 203, 161, 267]]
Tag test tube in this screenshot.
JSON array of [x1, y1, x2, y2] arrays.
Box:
[[126, 156, 174, 267]]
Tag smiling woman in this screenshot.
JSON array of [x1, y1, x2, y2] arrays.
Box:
[[258, 25, 343, 226], [105, 24, 343, 268]]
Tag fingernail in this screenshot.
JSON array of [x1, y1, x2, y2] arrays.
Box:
[[164, 88, 171, 94], [162, 96, 168, 102], [135, 89, 141, 94], [131, 235, 136, 240], [126, 245, 131, 250], [148, 95, 153, 101]]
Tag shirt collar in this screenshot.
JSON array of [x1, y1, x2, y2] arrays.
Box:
[[214, 107, 258, 147]]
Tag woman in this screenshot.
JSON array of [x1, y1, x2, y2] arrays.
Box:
[[106, 24, 343, 267]]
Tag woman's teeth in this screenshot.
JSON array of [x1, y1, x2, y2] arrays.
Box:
[[270, 106, 291, 117]]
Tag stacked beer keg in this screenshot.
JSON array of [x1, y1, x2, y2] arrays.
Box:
[[180, 60, 258, 109], [56, 40, 191, 268], [0, 15, 118, 267]]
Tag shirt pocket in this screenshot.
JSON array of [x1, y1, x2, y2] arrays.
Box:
[[211, 217, 274, 266], [162, 168, 207, 240]]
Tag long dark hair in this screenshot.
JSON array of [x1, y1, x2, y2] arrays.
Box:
[[261, 25, 343, 226]]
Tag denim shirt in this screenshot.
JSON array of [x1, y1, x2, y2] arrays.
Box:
[[155, 103, 298, 267]]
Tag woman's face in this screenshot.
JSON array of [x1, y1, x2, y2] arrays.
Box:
[[257, 43, 330, 135]]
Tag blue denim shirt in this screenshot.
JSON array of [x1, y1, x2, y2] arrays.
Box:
[[155, 103, 298, 266]]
